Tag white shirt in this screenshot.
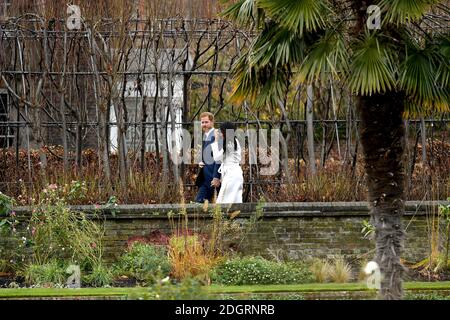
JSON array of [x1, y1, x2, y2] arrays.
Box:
[[204, 128, 215, 140]]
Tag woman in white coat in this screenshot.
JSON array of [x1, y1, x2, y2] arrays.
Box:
[[211, 122, 243, 204]]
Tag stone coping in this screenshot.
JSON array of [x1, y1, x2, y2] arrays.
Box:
[[10, 201, 448, 219]]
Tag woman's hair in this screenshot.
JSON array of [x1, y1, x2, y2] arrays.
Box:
[[220, 122, 238, 156]]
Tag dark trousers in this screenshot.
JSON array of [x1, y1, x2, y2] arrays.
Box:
[[195, 184, 219, 203]]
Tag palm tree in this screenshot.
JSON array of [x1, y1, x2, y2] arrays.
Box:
[[222, 0, 450, 299]]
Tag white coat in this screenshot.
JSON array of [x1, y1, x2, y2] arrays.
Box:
[[211, 139, 243, 204]]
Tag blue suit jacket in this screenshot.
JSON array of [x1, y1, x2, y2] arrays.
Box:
[[202, 130, 221, 185]]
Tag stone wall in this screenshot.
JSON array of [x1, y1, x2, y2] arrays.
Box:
[[3, 201, 443, 264]]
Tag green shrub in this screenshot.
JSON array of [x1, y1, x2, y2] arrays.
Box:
[[83, 264, 113, 287], [27, 184, 105, 269], [284, 261, 316, 283], [210, 256, 314, 285], [0, 259, 10, 273], [152, 278, 208, 300], [0, 236, 27, 273], [217, 293, 306, 300], [23, 260, 67, 286], [0, 191, 14, 217], [250, 293, 306, 300], [0, 192, 17, 237], [405, 292, 450, 300], [128, 277, 209, 300], [114, 243, 170, 283], [1, 185, 107, 280]]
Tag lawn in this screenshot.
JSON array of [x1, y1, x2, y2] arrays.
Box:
[[1, 281, 449, 299]]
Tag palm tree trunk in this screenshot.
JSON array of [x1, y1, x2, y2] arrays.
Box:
[[358, 92, 406, 300]]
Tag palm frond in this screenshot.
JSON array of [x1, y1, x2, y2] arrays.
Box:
[[249, 22, 306, 67], [253, 66, 291, 108], [378, 0, 441, 25], [298, 28, 349, 83], [401, 44, 438, 101], [400, 35, 450, 114], [229, 54, 261, 104], [220, 0, 264, 27], [228, 21, 305, 108], [229, 49, 292, 109], [436, 35, 450, 88], [348, 32, 397, 96], [257, 0, 332, 35]]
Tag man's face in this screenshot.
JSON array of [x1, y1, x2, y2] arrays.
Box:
[[200, 116, 213, 132]]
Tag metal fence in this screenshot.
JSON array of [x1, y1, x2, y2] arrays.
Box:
[[0, 16, 449, 201]]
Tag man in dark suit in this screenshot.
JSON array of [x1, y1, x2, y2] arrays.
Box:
[[195, 112, 221, 203]]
